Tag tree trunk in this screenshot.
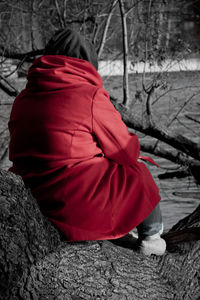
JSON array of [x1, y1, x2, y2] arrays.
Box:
[[0, 169, 200, 300], [97, 0, 118, 59], [118, 0, 130, 106]]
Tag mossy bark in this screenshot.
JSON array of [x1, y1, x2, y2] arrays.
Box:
[[0, 169, 200, 300]]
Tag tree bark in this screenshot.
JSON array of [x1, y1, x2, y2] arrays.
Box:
[[0, 169, 200, 300], [97, 0, 118, 59], [0, 47, 44, 62], [118, 0, 130, 106]]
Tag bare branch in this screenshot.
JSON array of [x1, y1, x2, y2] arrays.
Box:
[[0, 47, 44, 62], [152, 85, 200, 107], [175, 116, 199, 137], [167, 92, 199, 128], [118, 0, 130, 106], [63, 0, 68, 27], [0, 75, 18, 96], [0, 146, 8, 167], [54, 0, 65, 28], [97, 0, 118, 59], [140, 141, 199, 169], [124, 0, 143, 17], [63, 15, 95, 25], [142, 0, 153, 92], [185, 114, 200, 125], [4, 57, 26, 79], [146, 85, 155, 117], [112, 101, 200, 161]]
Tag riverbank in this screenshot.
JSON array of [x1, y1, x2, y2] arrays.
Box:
[[99, 58, 200, 76]]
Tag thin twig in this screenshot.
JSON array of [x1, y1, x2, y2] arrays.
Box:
[[146, 86, 155, 116], [0, 128, 8, 137], [142, 0, 152, 93], [0, 146, 8, 164], [152, 85, 200, 107], [4, 55, 27, 79], [167, 92, 200, 128], [63, 0, 67, 27], [176, 117, 199, 136], [54, 0, 65, 28], [97, 0, 118, 58], [185, 114, 200, 125], [118, 0, 130, 106], [124, 0, 142, 17]]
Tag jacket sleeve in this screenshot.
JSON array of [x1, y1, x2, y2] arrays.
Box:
[[92, 88, 140, 165]]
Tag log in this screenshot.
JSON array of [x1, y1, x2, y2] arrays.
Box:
[[0, 169, 200, 299], [110, 99, 200, 162], [0, 48, 44, 62]]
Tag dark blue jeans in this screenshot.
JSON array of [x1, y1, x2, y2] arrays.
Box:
[[137, 203, 163, 239]]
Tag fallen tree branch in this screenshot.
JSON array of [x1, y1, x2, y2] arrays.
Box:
[[112, 100, 200, 161], [158, 169, 190, 180], [140, 142, 200, 182], [0, 47, 44, 62], [140, 142, 199, 168], [173, 191, 199, 199], [163, 227, 200, 244]]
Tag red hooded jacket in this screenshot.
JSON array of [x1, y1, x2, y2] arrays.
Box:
[[8, 55, 161, 241]]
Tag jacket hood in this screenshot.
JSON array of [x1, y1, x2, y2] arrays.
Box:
[[44, 29, 98, 70], [26, 55, 103, 91]]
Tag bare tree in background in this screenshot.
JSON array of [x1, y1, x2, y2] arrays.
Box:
[[110, 0, 200, 182]]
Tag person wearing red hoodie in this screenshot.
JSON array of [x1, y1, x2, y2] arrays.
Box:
[[8, 29, 166, 255]]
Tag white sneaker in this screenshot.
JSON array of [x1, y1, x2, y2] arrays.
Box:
[[139, 233, 166, 256], [138, 224, 166, 256]]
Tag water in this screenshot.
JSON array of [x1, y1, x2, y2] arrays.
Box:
[[98, 58, 200, 76], [146, 156, 199, 231]]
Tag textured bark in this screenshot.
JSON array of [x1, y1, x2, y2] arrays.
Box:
[[118, 0, 130, 106], [0, 47, 44, 62], [0, 169, 200, 300], [97, 0, 118, 59]]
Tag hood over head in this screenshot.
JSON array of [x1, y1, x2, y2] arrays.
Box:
[[26, 55, 103, 92], [26, 29, 101, 91], [44, 29, 98, 70]]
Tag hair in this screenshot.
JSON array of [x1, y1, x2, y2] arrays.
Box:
[[45, 29, 98, 70]]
